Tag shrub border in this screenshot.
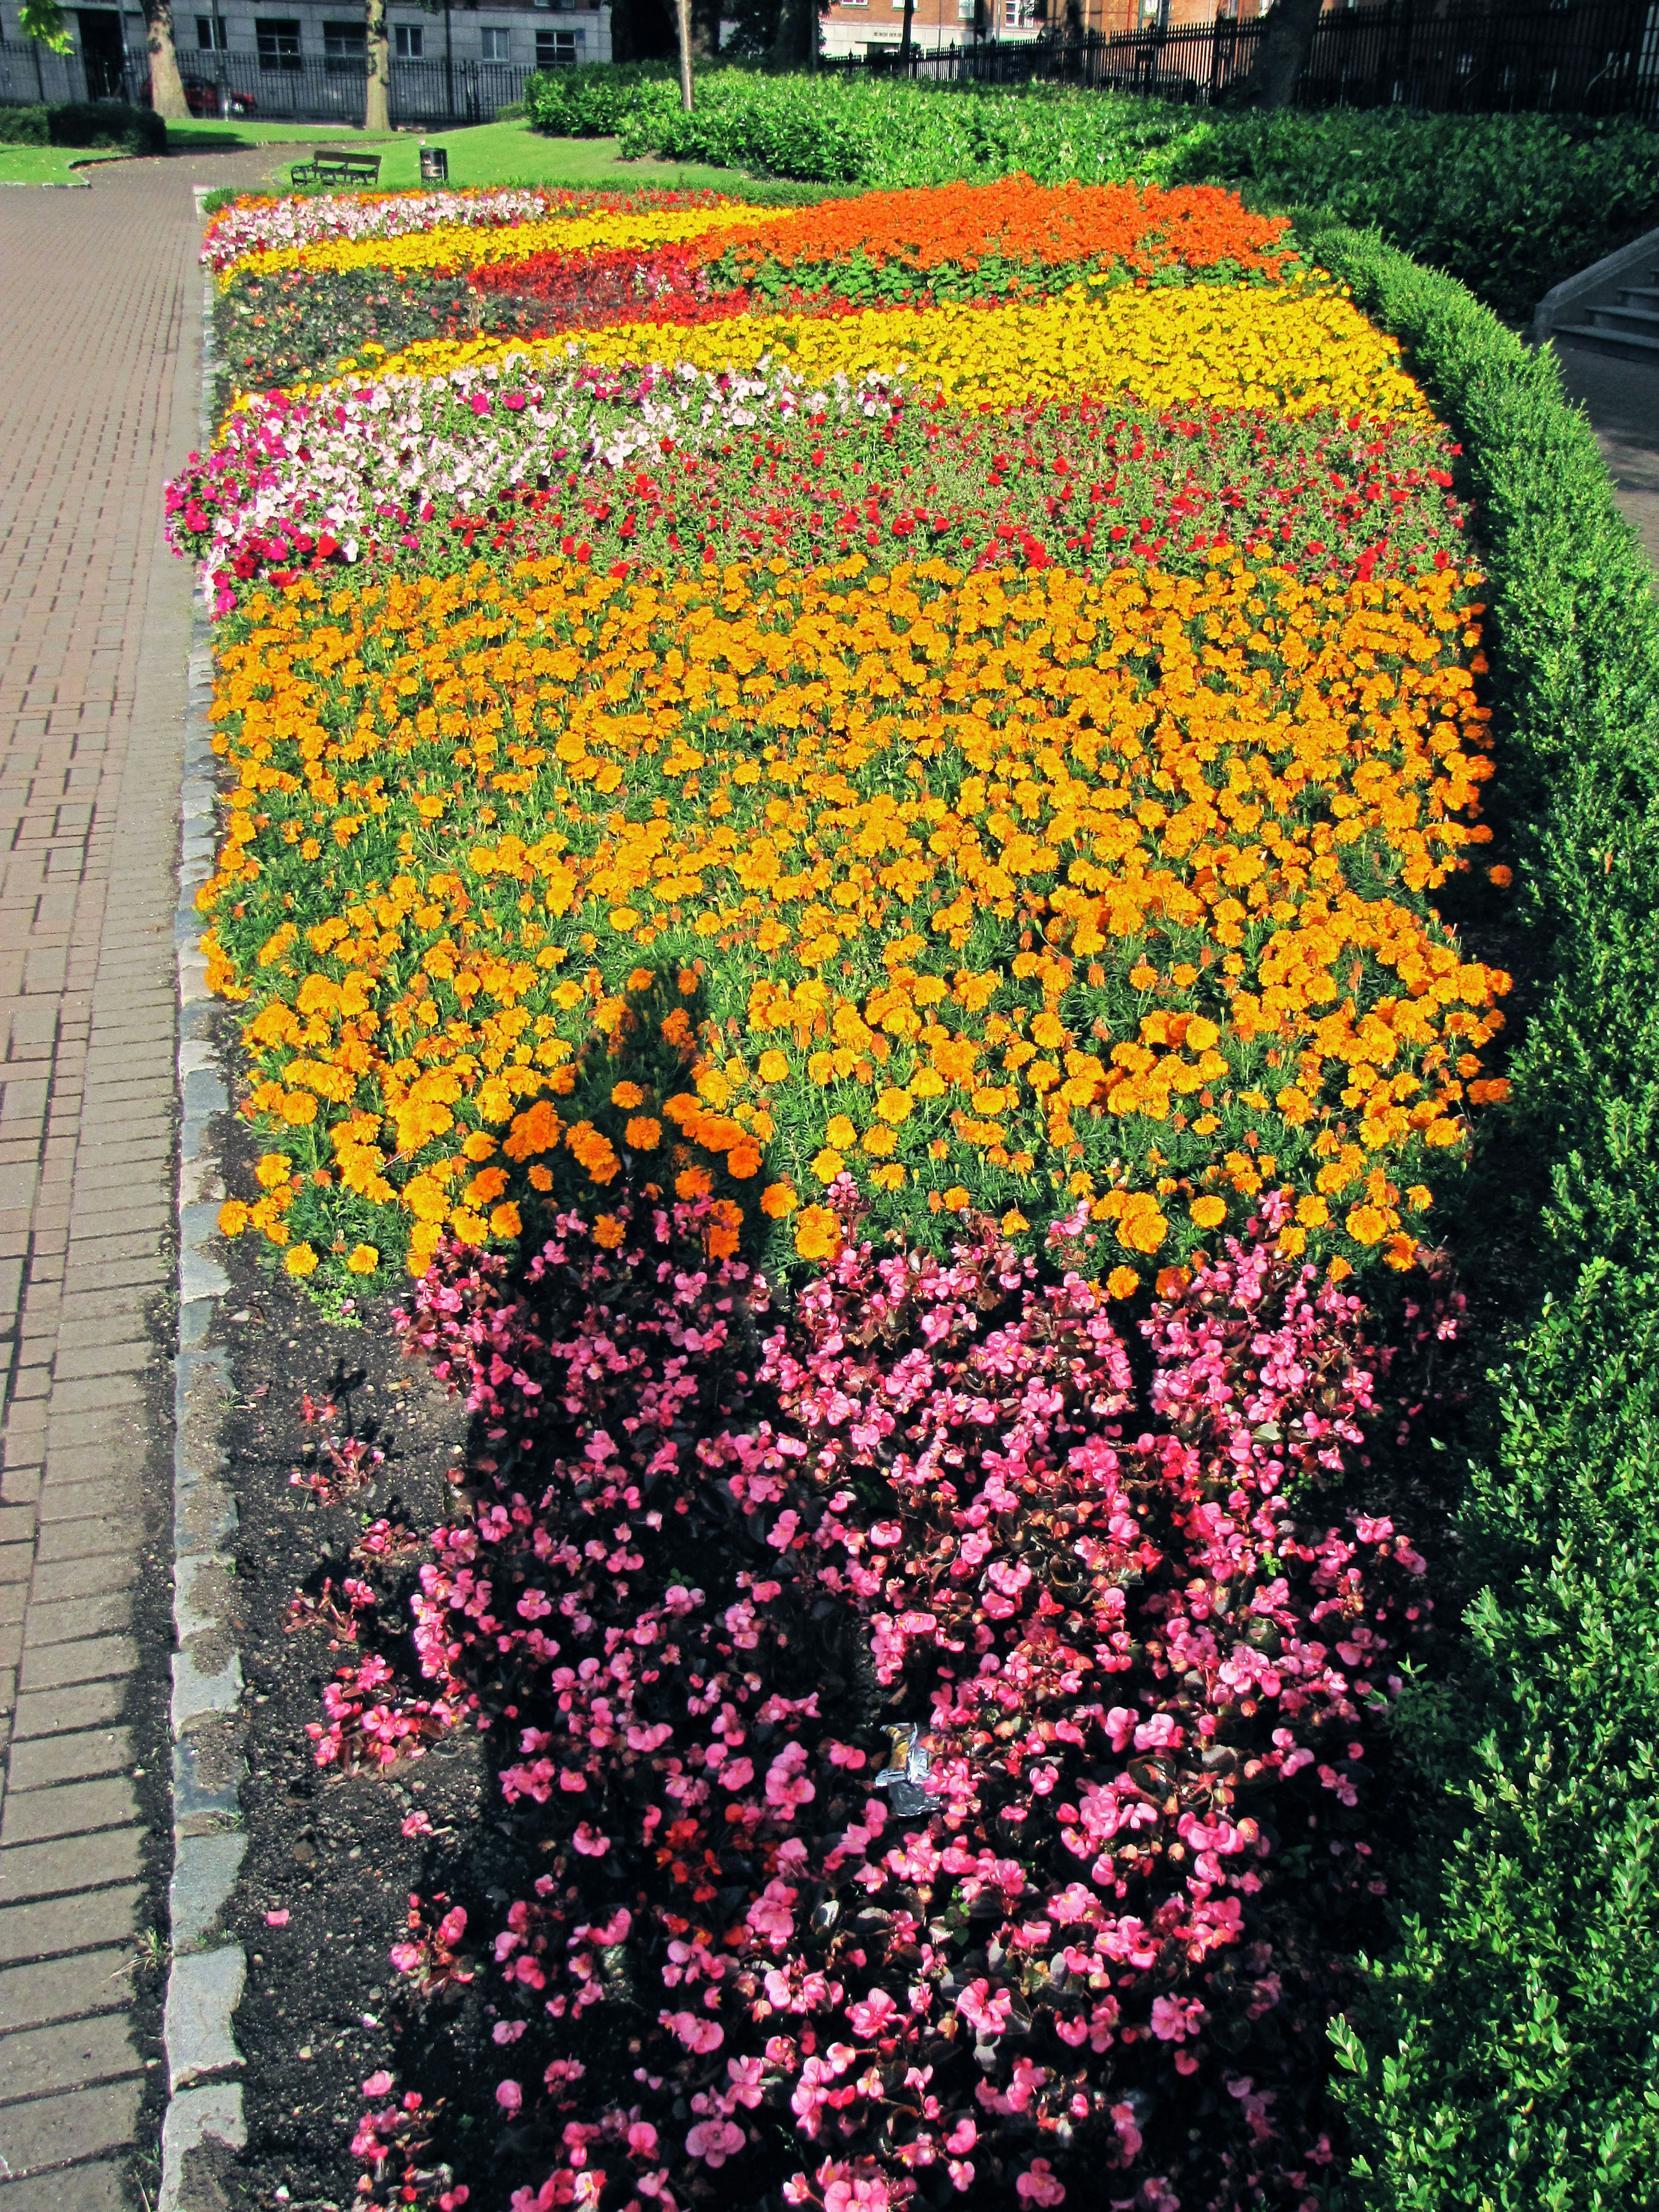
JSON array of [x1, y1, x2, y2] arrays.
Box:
[[1300, 219, 1659, 2209]]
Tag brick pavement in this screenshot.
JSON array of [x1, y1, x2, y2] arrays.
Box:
[[0, 147, 273, 2208]]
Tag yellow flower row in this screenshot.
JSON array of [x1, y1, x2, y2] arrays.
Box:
[[202, 543, 1505, 1283], [220, 200, 779, 289], [321, 280, 1428, 422]]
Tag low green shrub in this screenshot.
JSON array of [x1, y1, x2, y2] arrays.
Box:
[[0, 99, 166, 153], [1291, 216, 1659, 2212], [524, 65, 1659, 319], [0, 104, 51, 144]]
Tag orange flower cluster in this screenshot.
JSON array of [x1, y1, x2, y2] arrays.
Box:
[[681, 174, 1292, 282], [200, 538, 1506, 1282]]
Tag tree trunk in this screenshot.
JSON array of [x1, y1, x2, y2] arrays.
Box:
[[770, 0, 808, 64], [144, 0, 190, 118], [365, 0, 391, 132], [675, 0, 694, 106], [899, 0, 915, 64], [1237, 0, 1324, 107]]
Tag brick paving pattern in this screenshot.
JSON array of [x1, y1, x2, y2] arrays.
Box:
[[0, 147, 270, 2207]]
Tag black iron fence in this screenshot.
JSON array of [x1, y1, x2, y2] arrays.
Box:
[[390, 57, 538, 126], [0, 35, 148, 108], [0, 40, 540, 124], [858, 0, 1659, 120]]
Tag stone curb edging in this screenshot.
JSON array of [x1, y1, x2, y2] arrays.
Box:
[[159, 198, 249, 2211]]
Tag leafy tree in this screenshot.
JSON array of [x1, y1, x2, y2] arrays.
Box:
[[1237, 0, 1324, 108]]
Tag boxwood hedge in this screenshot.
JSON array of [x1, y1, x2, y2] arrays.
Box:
[[1300, 219, 1659, 2212]]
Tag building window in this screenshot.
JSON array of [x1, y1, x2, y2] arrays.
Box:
[[323, 19, 366, 64], [256, 18, 302, 68], [535, 25, 582, 63], [480, 24, 511, 58], [195, 13, 227, 46], [394, 22, 423, 55]]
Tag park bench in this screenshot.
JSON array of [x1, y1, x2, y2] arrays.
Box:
[[290, 148, 383, 187]]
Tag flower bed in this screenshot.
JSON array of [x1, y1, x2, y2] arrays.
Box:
[[177, 173, 1507, 2212]]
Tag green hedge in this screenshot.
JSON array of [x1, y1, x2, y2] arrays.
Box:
[[524, 65, 1659, 322], [0, 99, 166, 153], [1289, 219, 1659, 2212]]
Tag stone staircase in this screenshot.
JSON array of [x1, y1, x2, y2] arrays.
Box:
[[1533, 226, 1659, 365], [1551, 252, 1659, 361]]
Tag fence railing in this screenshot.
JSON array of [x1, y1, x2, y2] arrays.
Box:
[[390, 57, 538, 126], [0, 41, 541, 124], [0, 35, 148, 108], [855, 0, 1659, 119]]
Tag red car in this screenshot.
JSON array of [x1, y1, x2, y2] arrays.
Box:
[[182, 78, 257, 117]]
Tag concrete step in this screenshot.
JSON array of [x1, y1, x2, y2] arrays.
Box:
[[1587, 302, 1659, 334], [1554, 321, 1659, 363], [1617, 286, 1659, 309]]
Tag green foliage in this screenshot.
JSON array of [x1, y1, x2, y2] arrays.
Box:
[[1177, 112, 1659, 326], [0, 100, 167, 153], [1292, 215, 1659, 2212], [18, 0, 70, 50], [524, 65, 1659, 320]]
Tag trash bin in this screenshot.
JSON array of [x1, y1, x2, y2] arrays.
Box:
[[419, 144, 449, 184]]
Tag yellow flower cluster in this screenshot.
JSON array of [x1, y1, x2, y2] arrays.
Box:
[[347, 280, 1427, 422], [220, 200, 774, 289], [201, 540, 1505, 1283]]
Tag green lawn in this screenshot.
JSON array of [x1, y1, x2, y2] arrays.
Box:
[[166, 117, 750, 194], [0, 142, 127, 186]]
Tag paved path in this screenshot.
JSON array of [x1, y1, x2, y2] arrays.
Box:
[[0, 146, 269, 2211], [1554, 340, 1659, 575]]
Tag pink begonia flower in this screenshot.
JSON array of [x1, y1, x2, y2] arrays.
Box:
[[1016, 2160, 1065, 2206], [492, 2021, 527, 2045], [847, 1986, 899, 2037], [955, 1979, 1013, 2037], [400, 1809, 434, 1839], [1110, 2103, 1144, 2162], [824, 2178, 890, 2212], [746, 1878, 798, 1945], [661, 2010, 723, 2053], [571, 1822, 609, 1857], [495, 2080, 522, 2113], [361, 2071, 394, 2098], [685, 2118, 745, 2166], [264, 1908, 289, 1926], [1150, 1993, 1206, 2042], [626, 2121, 660, 2158], [944, 2119, 977, 2155], [726, 2055, 766, 2108]]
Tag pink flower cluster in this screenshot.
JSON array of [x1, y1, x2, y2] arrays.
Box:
[[334, 1191, 1440, 2212]]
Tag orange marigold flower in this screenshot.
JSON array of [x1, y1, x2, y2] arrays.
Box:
[[489, 1201, 522, 1240], [676, 1165, 713, 1200], [757, 1051, 790, 1084], [1382, 1232, 1417, 1271], [1106, 1265, 1140, 1299], [760, 1180, 798, 1218], [284, 1243, 318, 1277], [1296, 1194, 1330, 1228], [611, 1081, 646, 1109], [794, 1204, 843, 1263], [1189, 1195, 1227, 1229], [1487, 864, 1513, 888], [346, 1244, 378, 1274], [280, 1090, 318, 1126], [1000, 1210, 1030, 1235], [941, 1185, 971, 1213], [593, 1213, 627, 1249], [624, 1116, 663, 1151], [255, 1152, 293, 1190], [1345, 1204, 1387, 1246], [218, 1201, 251, 1237], [874, 1087, 913, 1125], [726, 1140, 763, 1179], [1154, 1265, 1191, 1297]]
